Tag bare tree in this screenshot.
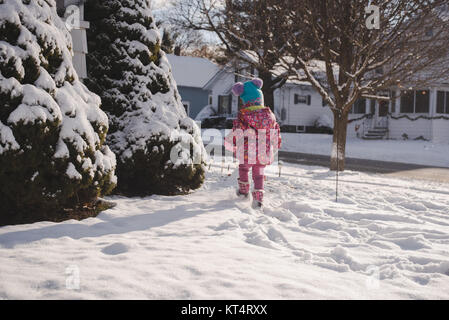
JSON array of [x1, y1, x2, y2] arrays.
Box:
[[155, 3, 210, 56], [169, 0, 304, 110], [273, 0, 449, 170]]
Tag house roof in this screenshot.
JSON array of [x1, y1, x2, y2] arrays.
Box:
[[166, 54, 221, 89], [203, 64, 235, 91]]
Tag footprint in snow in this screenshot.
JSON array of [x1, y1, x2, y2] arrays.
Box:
[[244, 230, 276, 249], [390, 235, 432, 250], [397, 201, 428, 212], [101, 242, 129, 255]]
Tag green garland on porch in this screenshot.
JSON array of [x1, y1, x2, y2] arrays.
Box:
[[348, 114, 373, 123], [387, 113, 449, 121], [348, 113, 449, 123]]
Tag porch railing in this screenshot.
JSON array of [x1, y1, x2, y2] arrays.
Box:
[[376, 116, 388, 128]]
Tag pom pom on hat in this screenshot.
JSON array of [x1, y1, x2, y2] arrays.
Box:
[[251, 78, 263, 89], [232, 82, 244, 96]]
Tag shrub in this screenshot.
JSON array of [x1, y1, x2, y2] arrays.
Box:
[[85, 0, 205, 196], [0, 0, 116, 224]]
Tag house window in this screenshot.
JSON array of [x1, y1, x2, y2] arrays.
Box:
[[415, 90, 430, 113], [294, 94, 311, 105], [281, 108, 287, 121], [218, 95, 232, 114], [400, 90, 429, 114], [390, 90, 396, 113], [437, 91, 449, 114], [351, 98, 366, 114], [208, 95, 213, 106], [400, 91, 414, 113]]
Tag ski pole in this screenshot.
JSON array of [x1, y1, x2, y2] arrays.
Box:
[[278, 160, 283, 177], [336, 111, 341, 203]]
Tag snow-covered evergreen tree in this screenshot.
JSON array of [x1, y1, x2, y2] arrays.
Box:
[[0, 0, 117, 223], [85, 0, 205, 196]]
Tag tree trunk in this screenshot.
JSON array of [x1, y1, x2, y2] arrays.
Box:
[[263, 88, 275, 111], [258, 70, 275, 111], [330, 110, 349, 171]]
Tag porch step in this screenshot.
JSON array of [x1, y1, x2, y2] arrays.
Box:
[[369, 127, 388, 132], [362, 135, 385, 140], [362, 127, 388, 140]]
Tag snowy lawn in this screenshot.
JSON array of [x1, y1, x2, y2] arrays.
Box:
[[1, 160, 449, 299], [281, 133, 449, 167]]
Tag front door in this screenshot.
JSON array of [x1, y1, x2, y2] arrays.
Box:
[[376, 100, 389, 128]]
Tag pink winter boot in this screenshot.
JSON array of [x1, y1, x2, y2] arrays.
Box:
[[251, 189, 264, 208], [237, 178, 250, 198]]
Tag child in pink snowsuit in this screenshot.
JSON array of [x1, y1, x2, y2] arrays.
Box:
[[224, 78, 282, 208]]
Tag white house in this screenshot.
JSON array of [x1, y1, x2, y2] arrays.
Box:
[[56, 0, 89, 79], [203, 59, 449, 143], [202, 58, 338, 130], [202, 64, 241, 117]]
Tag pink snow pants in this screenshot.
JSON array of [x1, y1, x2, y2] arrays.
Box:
[[239, 164, 265, 190]]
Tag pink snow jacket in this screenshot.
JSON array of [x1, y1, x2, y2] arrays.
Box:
[[224, 105, 282, 165]]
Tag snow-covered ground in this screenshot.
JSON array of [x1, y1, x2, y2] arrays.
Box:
[[1, 160, 449, 299], [281, 133, 449, 167], [201, 129, 449, 167]]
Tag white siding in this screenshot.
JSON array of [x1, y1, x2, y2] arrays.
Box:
[[208, 70, 236, 113], [347, 115, 365, 139], [432, 119, 449, 143], [72, 52, 87, 79], [273, 87, 286, 119], [276, 85, 333, 126], [389, 118, 432, 140], [71, 28, 88, 53], [432, 86, 449, 143]]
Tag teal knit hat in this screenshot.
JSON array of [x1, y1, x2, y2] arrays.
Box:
[[231, 78, 264, 106]]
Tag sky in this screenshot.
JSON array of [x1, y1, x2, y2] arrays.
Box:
[[151, 0, 171, 10]]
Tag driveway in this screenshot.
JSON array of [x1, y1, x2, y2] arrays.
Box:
[[278, 151, 449, 183]]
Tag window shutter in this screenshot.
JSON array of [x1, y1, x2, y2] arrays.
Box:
[[322, 98, 327, 107], [446, 92, 449, 114], [307, 95, 311, 105], [218, 95, 224, 114]]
